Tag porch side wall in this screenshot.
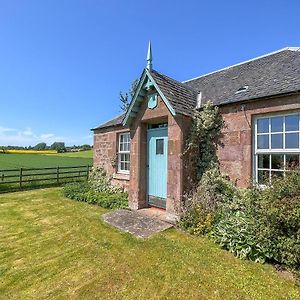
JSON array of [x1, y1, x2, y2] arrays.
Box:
[[218, 93, 300, 187], [128, 94, 188, 220]]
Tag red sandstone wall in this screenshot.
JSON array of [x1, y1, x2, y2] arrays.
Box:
[[218, 94, 300, 188], [93, 126, 130, 190], [93, 91, 300, 215]]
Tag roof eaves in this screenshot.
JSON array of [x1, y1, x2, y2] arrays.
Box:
[[91, 113, 125, 131]]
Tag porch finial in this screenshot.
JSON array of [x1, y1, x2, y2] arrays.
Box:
[[146, 41, 153, 71]]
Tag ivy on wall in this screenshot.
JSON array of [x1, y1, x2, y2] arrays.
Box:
[[183, 100, 224, 186]]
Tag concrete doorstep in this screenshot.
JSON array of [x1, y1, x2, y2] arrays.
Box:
[[102, 209, 173, 238]]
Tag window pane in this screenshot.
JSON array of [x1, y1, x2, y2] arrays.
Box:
[[258, 170, 269, 184], [257, 118, 269, 133], [156, 139, 164, 155], [271, 134, 283, 149], [271, 154, 284, 170], [271, 116, 283, 132], [285, 133, 299, 149], [258, 154, 270, 169], [120, 153, 129, 162], [119, 133, 130, 152], [285, 115, 299, 132], [286, 154, 300, 169], [257, 135, 269, 149], [118, 152, 130, 172], [121, 162, 125, 170], [123, 142, 130, 152]]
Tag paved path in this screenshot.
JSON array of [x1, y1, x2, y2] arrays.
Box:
[[102, 209, 173, 238]]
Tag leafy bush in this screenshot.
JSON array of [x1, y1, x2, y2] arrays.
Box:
[[89, 167, 122, 194], [63, 182, 128, 209], [63, 167, 128, 209], [179, 167, 236, 234], [210, 211, 273, 263], [85, 190, 128, 209], [252, 171, 300, 269], [179, 203, 214, 235], [62, 181, 90, 201], [179, 167, 300, 270]]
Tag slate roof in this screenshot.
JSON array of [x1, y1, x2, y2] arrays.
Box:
[[94, 47, 300, 129], [92, 113, 125, 130], [184, 47, 300, 106], [149, 69, 198, 116]]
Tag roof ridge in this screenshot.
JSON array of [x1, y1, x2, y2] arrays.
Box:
[[182, 47, 300, 83]]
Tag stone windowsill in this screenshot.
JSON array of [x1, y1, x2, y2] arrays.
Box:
[[113, 172, 130, 181]]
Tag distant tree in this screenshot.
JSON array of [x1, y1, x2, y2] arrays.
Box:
[[33, 142, 47, 150], [81, 144, 91, 151], [50, 142, 66, 152], [119, 79, 139, 111]]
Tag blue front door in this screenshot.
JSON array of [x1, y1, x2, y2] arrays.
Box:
[[147, 127, 168, 208]]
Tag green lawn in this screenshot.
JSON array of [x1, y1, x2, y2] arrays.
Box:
[[0, 153, 92, 169], [0, 188, 299, 299]]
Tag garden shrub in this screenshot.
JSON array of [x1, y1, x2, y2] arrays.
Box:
[[179, 166, 300, 270], [252, 171, 300, 269], [62, 181, 90, 201], [88, 166, 122, 194], [179, 203, 214, 235], [210, 211, 274, 263], [63, 167, 128, 209], [179, 167, 237, 234]]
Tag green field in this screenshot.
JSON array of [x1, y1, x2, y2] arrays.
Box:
[[0, 153, 92, 169], [0, 188, 299, 299], [47, 149, 93, 158]]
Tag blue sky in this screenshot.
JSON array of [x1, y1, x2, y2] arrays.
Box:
[[0, 0, 299, 146]]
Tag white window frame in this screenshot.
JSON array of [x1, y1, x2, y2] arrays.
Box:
[[118, 132, 130, 174], [253, 111, 300, 185]]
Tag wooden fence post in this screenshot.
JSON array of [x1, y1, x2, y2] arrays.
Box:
[[57, 166, 59, 184], [87, 165, 90, 180], [20, 168, 23, 189]]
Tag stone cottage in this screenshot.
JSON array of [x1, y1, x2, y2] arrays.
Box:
[[92, 45, 300, 221]]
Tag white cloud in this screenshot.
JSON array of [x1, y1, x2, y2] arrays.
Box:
[[21, 128, 34, 136], [40, 133, 55, 139], [0, 125, 92, 147], [0, 126, 16, 134]]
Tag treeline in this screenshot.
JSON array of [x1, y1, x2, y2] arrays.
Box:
[[1, 143, 92, 153]]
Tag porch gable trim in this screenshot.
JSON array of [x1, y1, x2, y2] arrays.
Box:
[[123, 69, 176, 126]]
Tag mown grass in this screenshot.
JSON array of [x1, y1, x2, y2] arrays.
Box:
[[0, 188, 299, 299], [0, 153, 92, 169]]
